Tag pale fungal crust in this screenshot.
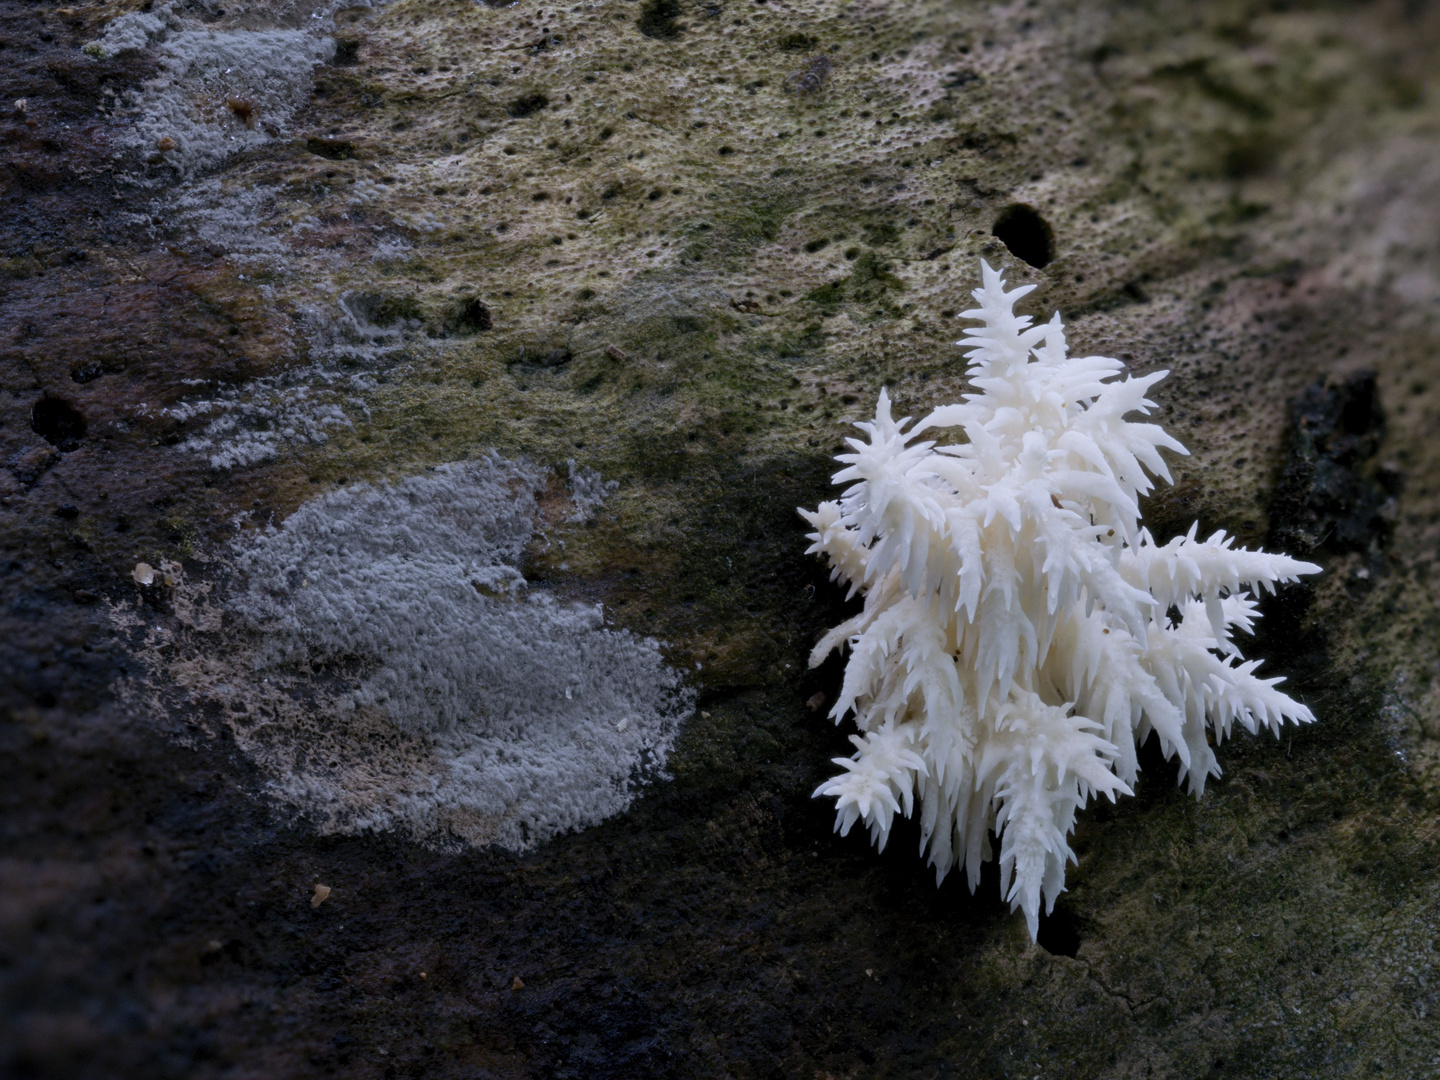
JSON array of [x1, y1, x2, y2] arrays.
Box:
[[801, 261, 1322, 940], [222, 457, 693, 851], [113, 457, 692, 853], [86, 3, 335, 182]]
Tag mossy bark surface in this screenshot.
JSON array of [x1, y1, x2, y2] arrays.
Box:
[[4, 0, 1440, 1076]]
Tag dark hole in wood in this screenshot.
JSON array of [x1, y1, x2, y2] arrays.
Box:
[[31, 397, 85, 450], [507, 93, 549, 118], [992, 204, 1054, 268], [449, 298, 492, 335], [637, 0, 682, 39], [1036, 903, 1082, 957]]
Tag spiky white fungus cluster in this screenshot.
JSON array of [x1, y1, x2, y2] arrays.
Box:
[[801, 261, 1321, 940]]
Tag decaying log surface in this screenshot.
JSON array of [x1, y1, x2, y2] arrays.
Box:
[[3, 0, 1440, 1076]]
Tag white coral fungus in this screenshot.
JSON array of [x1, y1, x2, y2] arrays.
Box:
[[801, 261, 1320, 940]]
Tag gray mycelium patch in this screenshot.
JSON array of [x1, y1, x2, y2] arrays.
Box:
[[87, 1, 407, 470], [92, 4, 336, 181], [131, 457, 691, 850], [230, 456, 691, 847], [164, 366, 360, 470]]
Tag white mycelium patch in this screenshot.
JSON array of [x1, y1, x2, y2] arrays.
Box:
[[228, 457, 690, 850], [802, 261, 1321, 939]]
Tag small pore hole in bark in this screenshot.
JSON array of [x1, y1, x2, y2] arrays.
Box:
[[31, 397, 86, 450], [992, 204, 1054, 269], [507, 93, 549, 119], [636, 0, 682, 39], [1035, 903, 1082, 957]]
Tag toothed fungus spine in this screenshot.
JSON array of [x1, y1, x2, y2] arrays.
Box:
[[801, 260, 1321, 940]]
